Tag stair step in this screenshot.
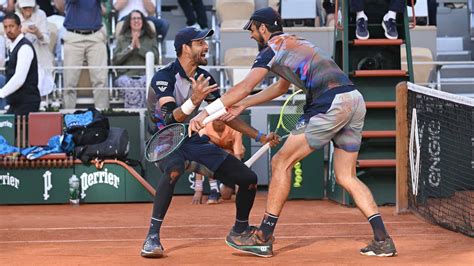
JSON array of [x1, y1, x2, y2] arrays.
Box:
[[351, 39, 404, 46], [365, 101, 396, 108], [437, 51, 472, 61], [362, 130, 396, 138], [437, 37, 464, 52], [439, 78, 474, 94], [440, 65, 474, 78], [357, 159, 396, 168], [352, 70, 407, 77]]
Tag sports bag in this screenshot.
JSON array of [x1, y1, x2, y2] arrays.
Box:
[[74, 127, 129, 163], [64, 108, 110, 146]]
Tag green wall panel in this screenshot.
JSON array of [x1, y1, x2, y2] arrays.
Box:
[[0, 114, 16, 145], [75, 164, 126, 203], [0, 168, 72, 204]]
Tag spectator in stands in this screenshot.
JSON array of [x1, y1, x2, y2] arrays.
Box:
[[113, 0, 169, 40], [54, 0, 109, 109], [192, 120, 244, 204], [0, 35, 6, 110], [36, 0, 56, 16], [178, 0, 208, 30], [322, 0, 335, 26], [16, 0, 55, 97], [0, 0, 14, 22], [351, 0, 405, 40], [113, 9, 158, 108], [427, 0, 437, 26], [102, 0, 114, 39], [0, 13, 40, 115]]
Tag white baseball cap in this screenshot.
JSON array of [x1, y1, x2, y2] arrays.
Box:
[[18, 0, 36, 8]]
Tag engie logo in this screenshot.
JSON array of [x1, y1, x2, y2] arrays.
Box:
[[0, 120, 13, 128], [0, 172, 20, 189], [80, 168, 120, 199]]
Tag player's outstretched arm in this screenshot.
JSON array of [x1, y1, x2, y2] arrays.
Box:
[[188, 68, 269, 133], [224, 118, 280, 148], [220, 67, 270, 107], [241, 78, 291, 108], [192, 174, 204, 205], [221, 78, 292, 122]]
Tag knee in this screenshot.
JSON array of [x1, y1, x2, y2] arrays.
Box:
[[237, 169, 257, 187], [161, 164, 184, 183], [271, 153, 291, 172], [335, 175, 351, 187]]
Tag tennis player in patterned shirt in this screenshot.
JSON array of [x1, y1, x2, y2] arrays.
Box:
[[189, 7, 397, 258]]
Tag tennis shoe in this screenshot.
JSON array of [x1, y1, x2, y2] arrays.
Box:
[[206, 190, 222, 204], [141, 233, 164, 258], [360, 237, 397, 257], [225, 228, 273, 258], [382, 19, 398, 39], [356, 17, 369, 40]]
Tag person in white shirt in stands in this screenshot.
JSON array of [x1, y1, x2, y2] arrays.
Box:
[[16, 0, 55, 97], [0, 35, 6, 110], [0, 13, 40, 115]]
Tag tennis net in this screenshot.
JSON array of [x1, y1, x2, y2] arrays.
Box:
[[406, 82, 473, 237]]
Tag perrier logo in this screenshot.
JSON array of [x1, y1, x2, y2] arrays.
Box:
[[0, 173, 20, 189], [80, 168, 120, 199], [0, 120, 13, 128]]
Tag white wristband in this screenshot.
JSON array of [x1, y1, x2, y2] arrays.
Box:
[[194, 179, 203, 192], [181, 98, 196, 115], [205, 98, 225, 115]]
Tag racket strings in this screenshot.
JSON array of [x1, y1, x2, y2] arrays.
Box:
[[146, 124, 186, 161], [280, 97, 306, 134]]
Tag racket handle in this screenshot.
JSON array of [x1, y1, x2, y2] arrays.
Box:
[[203, 108, 227, 125], [244, 143, 270, 167]]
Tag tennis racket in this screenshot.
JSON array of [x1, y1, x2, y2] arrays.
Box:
[[144, 108, 227, 162], [244, 89, 305, 167]]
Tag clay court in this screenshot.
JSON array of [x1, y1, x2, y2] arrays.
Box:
[[1, 193, 473, 265]]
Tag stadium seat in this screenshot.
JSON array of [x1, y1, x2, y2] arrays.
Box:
[[28, 112, 63, 146], [268, 0, 279, 10], [401, 47, 434, 84], [224, 47, 258, 85], [216, 0, 255, 30]]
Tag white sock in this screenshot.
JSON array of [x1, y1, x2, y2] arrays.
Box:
[[384, 11, 397, 21], [209, 180, 219, 192], [356, 11, 368, 21]]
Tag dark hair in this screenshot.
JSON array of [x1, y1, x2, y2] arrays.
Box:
[[253, 20, 283, 33], [176, 41, 192, 57], [121, 10, 154, 38], [3, 13, 21, 26]]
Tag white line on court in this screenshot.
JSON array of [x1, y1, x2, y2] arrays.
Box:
[[0, 233, 452, 244], [0, 221, 424, 231]]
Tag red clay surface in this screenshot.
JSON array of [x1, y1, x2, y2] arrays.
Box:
[[1, 192, 473, 265]]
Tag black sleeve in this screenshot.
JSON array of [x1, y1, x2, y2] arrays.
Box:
[[160, 101, 179, 124], [251, 46, 275, 70]]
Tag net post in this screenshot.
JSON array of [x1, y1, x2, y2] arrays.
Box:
[[396, 82, 409, 214]]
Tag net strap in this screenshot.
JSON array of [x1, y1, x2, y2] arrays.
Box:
[[407, 82, 474, 107]]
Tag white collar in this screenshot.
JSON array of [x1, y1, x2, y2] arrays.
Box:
[[9, 33, 25, 52]]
